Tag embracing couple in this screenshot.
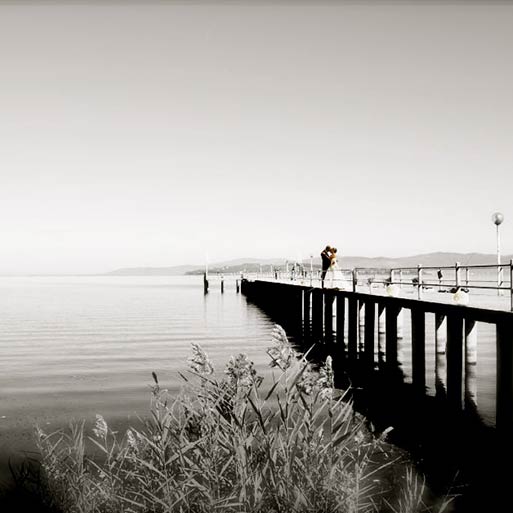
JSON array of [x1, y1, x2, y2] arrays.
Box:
[[320, 245, 343, 288]]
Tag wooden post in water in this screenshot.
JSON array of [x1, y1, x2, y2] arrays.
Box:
[[303, 289, 311, 332], [385, 303, 399, 364], [496, 319, 513, 431], [465, 318, 478, 365], [364, 300, 375, 369], [336, 293, 345, 348], [377, 303, 386, 360], [203, 272, 209, 294], [435, 313, 447, 354], [446, 313, 464, 409], [411, 308, 426, 393], [236, 279, 240, 293], [324, 291, 334, 342], [312, 289, 324, 339], [397, 308, 404, 339], [347, 297, 358, 359], [220, 275, 224, 293]]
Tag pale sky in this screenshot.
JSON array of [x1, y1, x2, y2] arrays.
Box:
[[1, 1, 512, 274]]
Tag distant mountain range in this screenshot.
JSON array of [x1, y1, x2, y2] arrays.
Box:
[[106, 252, 513, 276]]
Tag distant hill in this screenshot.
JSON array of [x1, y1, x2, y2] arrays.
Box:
[[106, 265, 200, 276], [106, 252, 513, 276]]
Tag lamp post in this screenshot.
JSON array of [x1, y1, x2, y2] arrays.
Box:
[[492, 212, 504, 295]]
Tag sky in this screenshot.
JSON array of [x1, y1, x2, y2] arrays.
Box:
[[1, 0, 512, 274]]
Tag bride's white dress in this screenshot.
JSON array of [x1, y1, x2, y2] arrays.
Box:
[[327, 258, 347, 289]]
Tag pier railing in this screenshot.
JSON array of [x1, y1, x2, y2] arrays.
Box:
[[235, 260, 513, 311], [240, 278, 513, 433]]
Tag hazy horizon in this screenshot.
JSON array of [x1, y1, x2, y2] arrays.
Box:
[[1, 1, 512, 274]]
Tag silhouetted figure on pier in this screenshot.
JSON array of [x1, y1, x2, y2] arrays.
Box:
[[320, 245, 332, 288]]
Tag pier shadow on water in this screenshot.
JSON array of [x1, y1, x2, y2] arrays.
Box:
[[244, 289, 512, 513]]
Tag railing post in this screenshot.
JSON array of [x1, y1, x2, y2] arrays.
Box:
[[411, 307, 426, 393], [417, 264, 423, 300], [465, 267, 470, 287], [352, 268, 358, 292], [399, 269, 403, 289], [455, 261, 461, 289]]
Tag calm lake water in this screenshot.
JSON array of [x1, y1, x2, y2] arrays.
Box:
[[0, 275, 276, 480], [0, 274, 501, 483]]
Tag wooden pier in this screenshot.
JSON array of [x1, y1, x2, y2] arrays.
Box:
[[241, 279, 513, 432]]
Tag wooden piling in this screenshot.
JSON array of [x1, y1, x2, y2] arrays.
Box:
[[364, 301, 375, 368], [378, 303, 386, 334], [411, 308, 426, 392], [435, 313, 447, 354], [446, 313, 464, 409], [465, 319, 478, 365], [348, 297, 358, 359], [324, 291, 334, 342], [336, 293, 345, 347], [236, 279, 240, 293], [496, 319, 513, 431], [385, 304, 399, 364], [203, 272, 209, 294], [312, 289, 323, 339], [220, 276, 224, 293]]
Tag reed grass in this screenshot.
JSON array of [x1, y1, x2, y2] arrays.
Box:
[[33, 325, 450, 513]]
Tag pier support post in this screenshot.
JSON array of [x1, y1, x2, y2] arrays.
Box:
[[435, 313, 447, 354], [303, 289, 311, 336], [465, 319, 478, 365], [446, 313, 464, 409], [203, 272, 209, 294], [496, 319, 513, 432], [324, 291, 334, 343], [385, 304, 400, 364], [312, 289, 323, 340], [347, 297, 358, 359], [336, 294, 345, 348], [364, 301, 375, 369], [411, 308, 426, 393]]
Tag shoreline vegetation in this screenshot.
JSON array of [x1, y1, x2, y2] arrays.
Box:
[[2, 326, 452, 512]]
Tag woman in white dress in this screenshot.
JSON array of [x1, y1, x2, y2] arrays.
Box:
[[327, 247, 345, 288]]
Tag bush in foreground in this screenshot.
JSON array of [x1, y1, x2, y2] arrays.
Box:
[[34, 325, 449, 513]]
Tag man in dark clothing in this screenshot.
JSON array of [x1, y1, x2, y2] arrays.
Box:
[[320, 245, 332, 288]]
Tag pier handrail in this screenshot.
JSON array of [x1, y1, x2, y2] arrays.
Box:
[[235, 259, 513, 311]]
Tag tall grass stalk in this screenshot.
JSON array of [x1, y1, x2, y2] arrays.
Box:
[[35, 324, 440, 513]]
